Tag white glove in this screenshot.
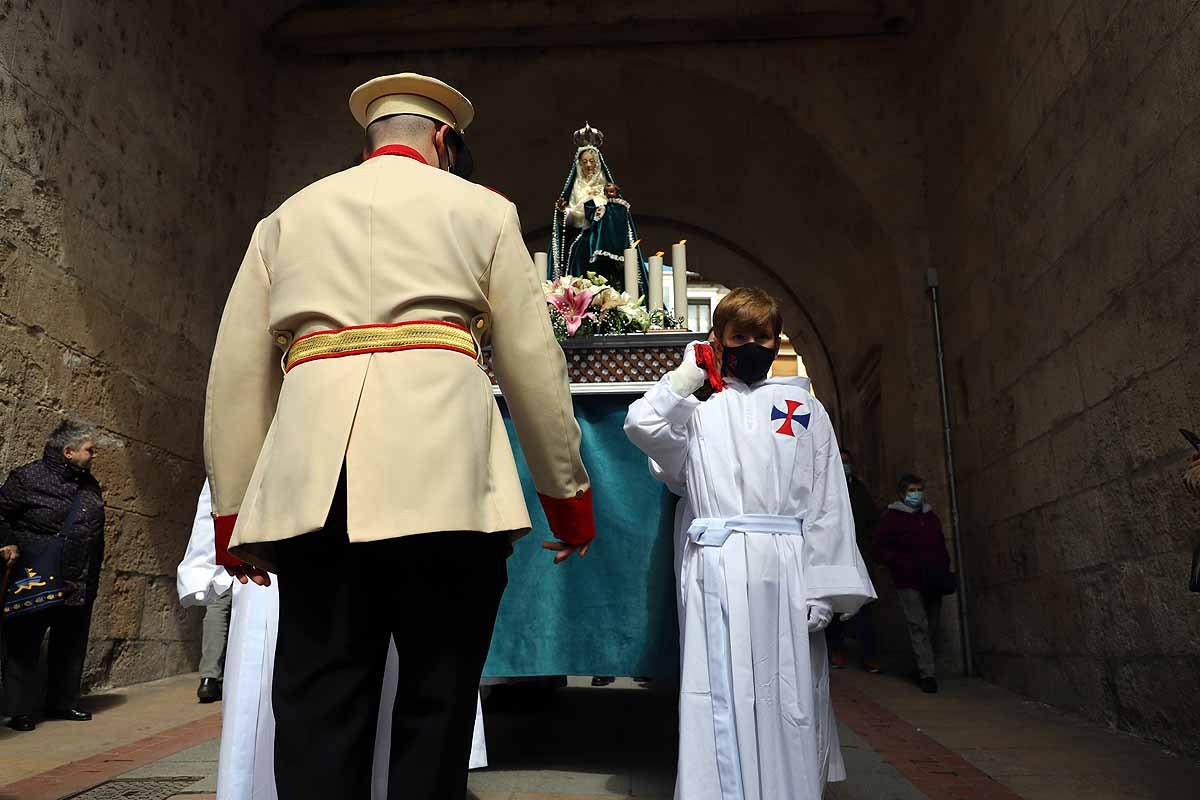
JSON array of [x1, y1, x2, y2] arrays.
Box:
[[667, 342, 708, 397], [806, 599, 834, 632]]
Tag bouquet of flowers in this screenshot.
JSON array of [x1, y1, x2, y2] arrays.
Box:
[[543, 272, 656, 340]]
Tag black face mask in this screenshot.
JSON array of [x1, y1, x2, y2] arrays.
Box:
[[722, 343, 776, 384]]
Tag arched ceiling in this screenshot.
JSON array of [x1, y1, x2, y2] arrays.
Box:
[[268, 1, 919, 53]]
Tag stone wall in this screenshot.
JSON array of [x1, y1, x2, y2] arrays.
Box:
[[0, 0, 275, 689], [921, 0, 1200, 754]]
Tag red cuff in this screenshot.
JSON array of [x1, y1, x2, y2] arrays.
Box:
[[213, 514, 246, 569], [538, 489, 596, 546]]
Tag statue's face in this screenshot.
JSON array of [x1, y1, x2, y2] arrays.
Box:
[[579, 150, 599, 179]]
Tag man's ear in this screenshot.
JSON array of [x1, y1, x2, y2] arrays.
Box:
[[433, 124, 449, 170]]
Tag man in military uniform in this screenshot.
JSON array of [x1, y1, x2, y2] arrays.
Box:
[[204, 73, 595, 800]]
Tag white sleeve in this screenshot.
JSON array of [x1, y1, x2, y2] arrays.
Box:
[[624, 377, 701, 496], [176, 480, 234, 607], [803, 403, 877, 614]]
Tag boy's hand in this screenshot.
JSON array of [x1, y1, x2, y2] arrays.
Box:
[[668, 347, 708, 397], [542, 540, 590, 565], [806, 599, 833, 632], [1, 544, 18, 566]]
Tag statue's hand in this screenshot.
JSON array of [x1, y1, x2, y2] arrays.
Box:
[[604, 183, 620, 198], [556, 198, 568, 211]]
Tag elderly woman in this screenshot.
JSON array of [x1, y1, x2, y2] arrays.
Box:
[[1, 420, 105, 732]]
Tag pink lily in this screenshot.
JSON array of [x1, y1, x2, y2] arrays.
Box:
[[547, 284, 598, 335]]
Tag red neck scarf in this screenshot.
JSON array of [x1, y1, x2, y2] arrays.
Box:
[[365, 145, 429, 165]]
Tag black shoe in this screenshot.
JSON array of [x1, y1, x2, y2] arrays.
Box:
[[919, 677, 939, 694], [45, 707, 91, 721], [6, 715, 35, 731], [590, 676, 615, 687], [197, 678, 223, 703]]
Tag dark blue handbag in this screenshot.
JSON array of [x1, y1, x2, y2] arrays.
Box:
[[2, 490, 81, 618]]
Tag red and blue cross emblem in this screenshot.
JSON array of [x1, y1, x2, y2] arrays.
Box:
[[772, 399, 811, 437]]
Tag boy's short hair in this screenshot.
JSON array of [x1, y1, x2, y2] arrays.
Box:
[[897, 473, 924, 492], [711, 288, 784, 340]]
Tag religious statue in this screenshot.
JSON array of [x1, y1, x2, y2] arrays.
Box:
[[549, 123, 647, 294]]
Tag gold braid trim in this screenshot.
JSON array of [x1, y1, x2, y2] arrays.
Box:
[[285, 322, 477, 373]]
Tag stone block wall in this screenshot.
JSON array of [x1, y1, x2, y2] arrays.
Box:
[[920, 0, 1200, 754], [0, 0, 274, 689]]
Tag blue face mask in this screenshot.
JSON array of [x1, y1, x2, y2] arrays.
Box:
[[903, 491, 924, 509]]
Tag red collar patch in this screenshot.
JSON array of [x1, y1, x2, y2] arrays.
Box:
[[366, 145, 428, 165]]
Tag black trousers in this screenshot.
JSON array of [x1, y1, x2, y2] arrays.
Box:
[[272, 493, 508, 800], [2, 602, 93, 715]]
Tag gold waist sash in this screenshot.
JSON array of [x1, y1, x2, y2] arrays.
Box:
[[285, 321, 477, 373]]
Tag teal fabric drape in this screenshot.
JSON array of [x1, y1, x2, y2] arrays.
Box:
[[482, 395, 680, 678]]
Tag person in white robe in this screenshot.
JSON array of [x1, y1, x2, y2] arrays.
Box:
[[177, 482, 487, 800], [624, 289, 875, 800]]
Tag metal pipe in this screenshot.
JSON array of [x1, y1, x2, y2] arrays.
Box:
[[926, 268, 974, 677]]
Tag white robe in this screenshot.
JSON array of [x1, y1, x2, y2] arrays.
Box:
[[177, 482, 487, 800], [625, 365, 875, 800]]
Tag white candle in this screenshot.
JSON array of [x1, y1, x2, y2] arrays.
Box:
[[534, 251, 549, 279], [648, 252, 664, 313], [671, 240, 688, 326], [623, 244, 640, 301]]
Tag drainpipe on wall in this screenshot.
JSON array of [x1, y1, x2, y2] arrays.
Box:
[[926, 268, 975, 677]]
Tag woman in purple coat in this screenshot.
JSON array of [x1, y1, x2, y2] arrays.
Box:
[[874, 474, 952, 694]]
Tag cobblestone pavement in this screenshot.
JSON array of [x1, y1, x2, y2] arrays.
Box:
[[2, 670, 1199, 800]]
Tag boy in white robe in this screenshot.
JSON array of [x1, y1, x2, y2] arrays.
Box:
[[625, 288, 875, 800], [177, 482, 487, 800]]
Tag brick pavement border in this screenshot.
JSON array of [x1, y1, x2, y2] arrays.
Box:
[[0, 713, 222, 800], [833, 682, 1023, 800]]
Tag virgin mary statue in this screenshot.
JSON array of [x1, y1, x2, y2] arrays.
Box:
[[548, 123, 647, 294]]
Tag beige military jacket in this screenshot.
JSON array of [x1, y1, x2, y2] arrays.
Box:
[[204, 151, 593, 570]]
